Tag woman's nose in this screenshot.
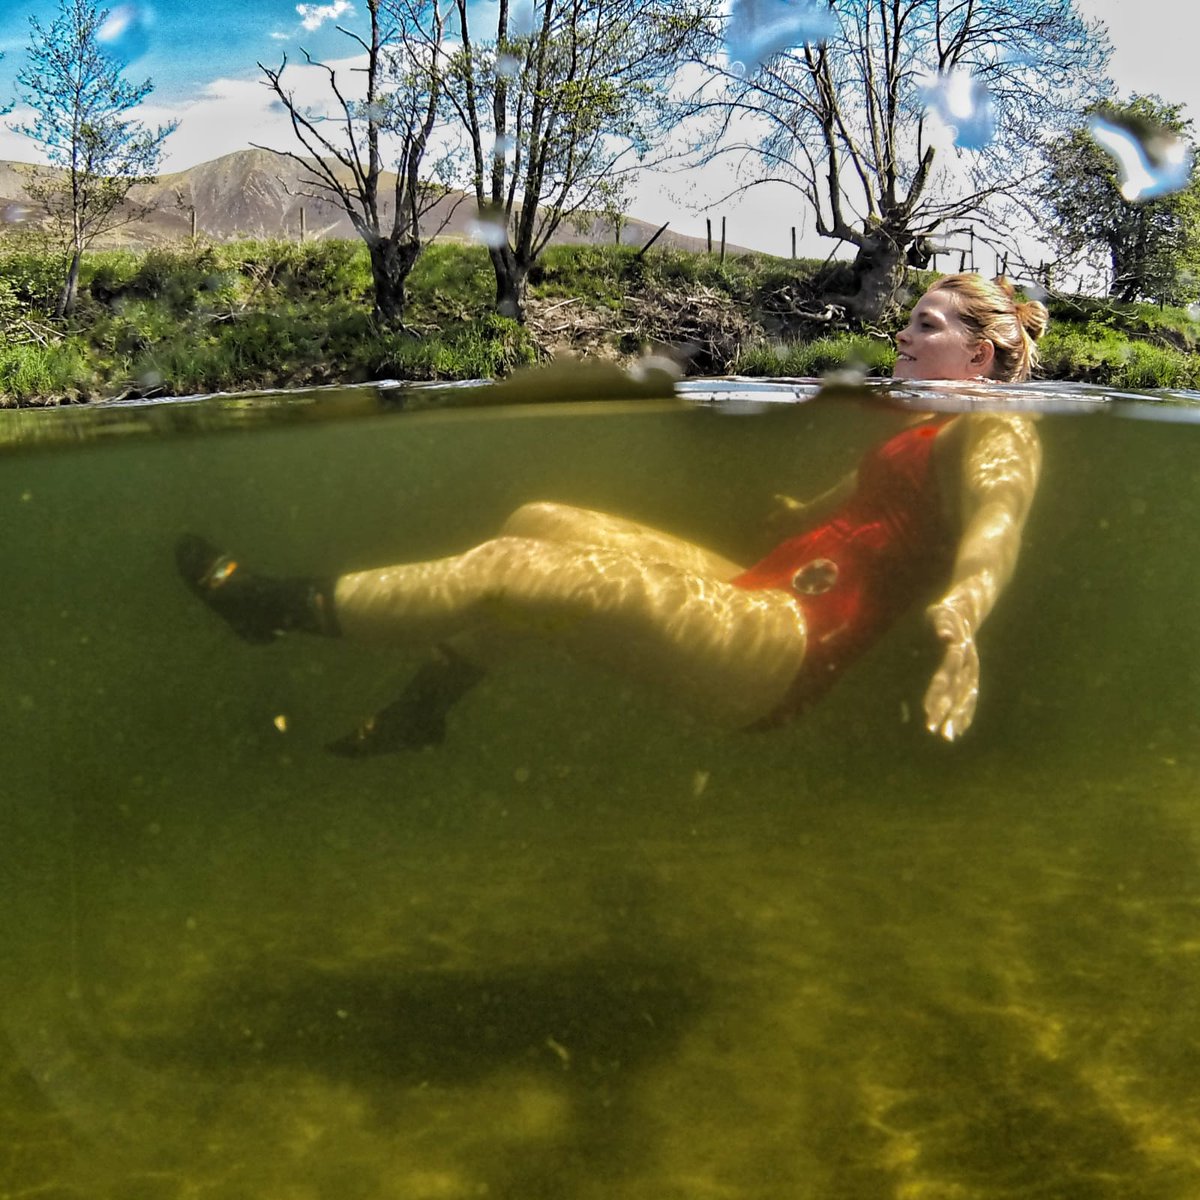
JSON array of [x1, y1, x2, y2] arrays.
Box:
[[895, 326, 910, 347]]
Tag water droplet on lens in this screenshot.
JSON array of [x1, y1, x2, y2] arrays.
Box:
[[1087, 111, 1194, 203], [97, 3, 151, 66], [2, 204, 31, 223], [1187, 302, 1200, 322], [919, 67, 995, 150], [724, 0, 837, 74], [492, 134, 515, 159], [468, 218, 508, 248], [355, 101, 391, 125], [496, 52, 521, 78]]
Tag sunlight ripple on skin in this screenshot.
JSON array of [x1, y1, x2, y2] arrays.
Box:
[[332, 502, 808, 729]]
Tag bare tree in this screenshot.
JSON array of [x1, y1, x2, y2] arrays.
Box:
[[10, 0, 175, 317], [440, 0, 703, 322], [688, 0, 1111, 322], [258, 0, 453, 326]]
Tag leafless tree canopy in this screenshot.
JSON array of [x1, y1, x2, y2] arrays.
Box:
[[438, 0, 706, 319], [685, 0, 1112, 317], [257, 0, 458, 324]]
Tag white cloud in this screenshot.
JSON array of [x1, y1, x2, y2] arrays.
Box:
[[151, 78, 293, 170], [0, 51, 416, 176], [296, 0, 353, 33], [140, 55, 376, 171], [0, 107, 43, 166]]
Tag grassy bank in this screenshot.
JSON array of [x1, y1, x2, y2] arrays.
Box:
[[1, 238, 1198, 405]]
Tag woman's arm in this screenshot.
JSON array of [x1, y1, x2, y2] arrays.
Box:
[[767, 468, 858, 538], [924, 414, 1042, 741]]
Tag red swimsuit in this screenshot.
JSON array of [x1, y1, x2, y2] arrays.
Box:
[[732, 419, 956, 723]]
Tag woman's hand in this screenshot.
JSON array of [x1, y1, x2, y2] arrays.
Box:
[[765, 471, 859, 538], [923, 600, 979, 742], [765, 493, 809, 536]]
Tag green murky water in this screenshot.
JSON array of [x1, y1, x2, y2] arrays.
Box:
[[1, 381, 1198, 1199]]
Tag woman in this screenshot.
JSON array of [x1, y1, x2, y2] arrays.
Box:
[[177, 274, 1047, 753]]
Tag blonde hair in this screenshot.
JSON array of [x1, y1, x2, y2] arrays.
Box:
[[926, 273, 1049, 383]]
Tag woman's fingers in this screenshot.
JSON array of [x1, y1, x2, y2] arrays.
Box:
[[923, 634, 980, 741]]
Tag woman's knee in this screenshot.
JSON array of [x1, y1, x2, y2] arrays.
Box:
[[500, 500, 583, 538]]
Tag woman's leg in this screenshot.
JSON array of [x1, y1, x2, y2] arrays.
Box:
[[500, 502, 745, 581], [333, 535, 805, 728]]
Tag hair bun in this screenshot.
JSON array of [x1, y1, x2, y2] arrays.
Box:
[[993, 275, 1019, 302], [1017, 299, 1049, 342]]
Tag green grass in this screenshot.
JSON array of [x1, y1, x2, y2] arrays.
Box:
[[733, 333, 896, 377], [1, 237, 1197, 404], [1038, 325, 1200, 389], [0, 341, 94, 403]]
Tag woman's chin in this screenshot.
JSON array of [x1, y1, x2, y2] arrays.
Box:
[[892, 359, 918, 379]]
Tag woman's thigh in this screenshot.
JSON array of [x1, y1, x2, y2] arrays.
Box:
[[501, 501, 745, 581]]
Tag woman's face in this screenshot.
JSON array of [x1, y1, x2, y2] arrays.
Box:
[[893, 290, 990, 380]]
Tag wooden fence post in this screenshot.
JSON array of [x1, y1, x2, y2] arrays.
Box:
[[706, 218, 712, 254], [791, 226, 796, 259], [637, 222, 670, 258], [720, 216, 726, 263]]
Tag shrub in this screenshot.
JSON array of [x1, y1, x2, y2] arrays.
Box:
[[0, 248, 64, 312], [224, 239, 370, 301]]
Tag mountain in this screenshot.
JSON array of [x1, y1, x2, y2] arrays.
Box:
[[0, 148, 735, 255]]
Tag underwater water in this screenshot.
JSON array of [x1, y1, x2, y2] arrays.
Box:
[[0, 378, 1198, 1200]]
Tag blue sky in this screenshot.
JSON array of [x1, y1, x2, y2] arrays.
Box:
[[0, 0, 395, 197], [0, 0, 358, 103], [0, 0, 1191, 255]]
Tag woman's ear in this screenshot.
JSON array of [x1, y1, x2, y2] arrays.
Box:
[[971, 339, 995, 373]]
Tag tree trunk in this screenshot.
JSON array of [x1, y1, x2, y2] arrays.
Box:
[[55, 249, 82, 319], [489, 244, 529, 323], [845, 232, 908, 324], [367, 237, 420, 327]]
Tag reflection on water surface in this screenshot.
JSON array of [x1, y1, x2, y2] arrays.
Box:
[[1, 378, 1198, 1198]]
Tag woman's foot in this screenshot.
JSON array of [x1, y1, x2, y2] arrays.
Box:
[[326, 647, 486, 758], [175, 534, 339, 643]]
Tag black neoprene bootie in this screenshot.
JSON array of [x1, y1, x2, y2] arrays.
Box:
[[326, 645, 486, 758], [175, 533, 340, 643]]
